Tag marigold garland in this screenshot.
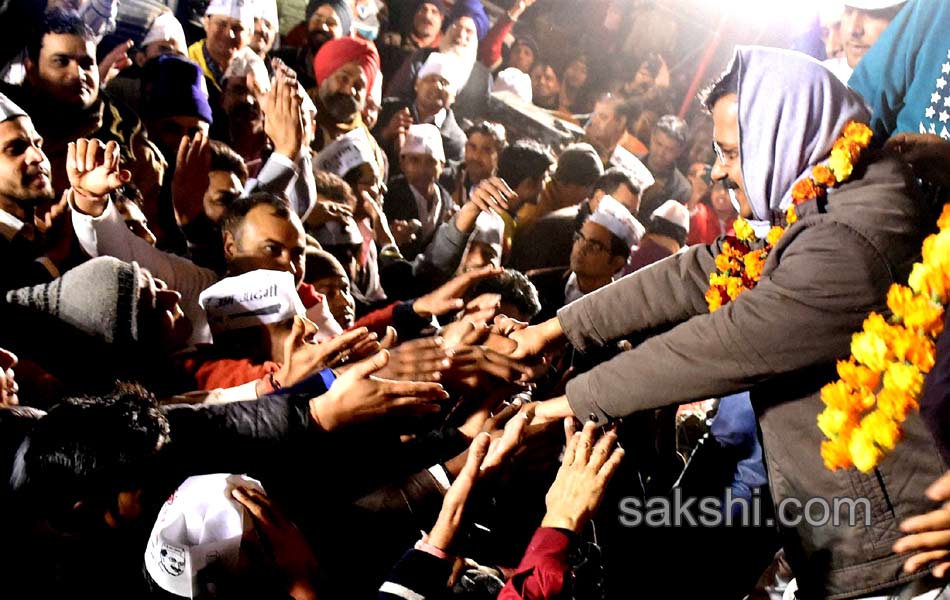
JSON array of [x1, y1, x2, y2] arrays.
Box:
[[705, 121, 874, 313], [819, 203, 950, 473]]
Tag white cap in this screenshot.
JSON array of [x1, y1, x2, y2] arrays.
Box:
[[416, 52, 468, 96], [401, 123, 445, 163], [223, 46, 271, 91], [304, 291, 344, 341], [253, 0, 279, 27], [818, 3, 845, 26], [205, 0, 256, 28], [493, 67, 532, 103], [315, 128, 377, 177], [469, 211, 504, 266], [0, 93, 27, 123], [588, 195, 645, 249], [843, 0, 906, 9], [651, 199, 690, 233], [199, 269, 305, 337], [369, 73, 383, 107], [142, 10, 188, 53], [144, 474, 264, 599], [313, 218, 364, 246]]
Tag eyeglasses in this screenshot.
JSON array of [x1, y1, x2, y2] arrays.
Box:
[[712, 141, 739, 169], [573, 231, 610, 253]]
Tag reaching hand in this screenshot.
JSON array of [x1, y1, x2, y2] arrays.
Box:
[[391, 219, 422, 248], [413, 265, 503, 318], [262, 64, 304, 159], [172, 131, 212, 226], [380, 107, 413, 142], [373, 336, 453, 382], [541, 419, 624, 534], [306, 200, 353, 229], [231, 487, 320, 600], [885, 133, 950, 187], [98, 40, 133, 86], [67, 139, 131, 212], [507, 317, 565, 361], [275, 318, 377, 387], [893, 470, 950, 578], [309, 350, 450, 431], [38, 195, 76, 271], [0, 348, 18, 406]]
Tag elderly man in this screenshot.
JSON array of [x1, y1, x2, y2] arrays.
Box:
[[374, 51, 469, 173], [639, 114, 691, 218], [822, 0, 906, 84], [0, 8, 165, 204], [506, 47, 948, 599]]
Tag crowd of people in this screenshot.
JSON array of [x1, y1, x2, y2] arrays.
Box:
[[3, 0, 950, 598]]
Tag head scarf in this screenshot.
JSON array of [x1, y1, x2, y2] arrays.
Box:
[[306, 0, 352, 36], [448, 0, 489, 40], [729, 46, 870, 226], [313, 36, 381, 94]]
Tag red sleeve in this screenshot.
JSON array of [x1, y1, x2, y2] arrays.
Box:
[[353, 301, 399, 335], [498, 527, 574, 600], [478, 14, 516, 69], [194, 358, 279, 391]]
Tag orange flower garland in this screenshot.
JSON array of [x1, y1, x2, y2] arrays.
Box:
[[705, 122, 874, 313], [818, 204, 950, 473]]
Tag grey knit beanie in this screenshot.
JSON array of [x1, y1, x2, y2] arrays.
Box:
[[5, 257, 142, 345]]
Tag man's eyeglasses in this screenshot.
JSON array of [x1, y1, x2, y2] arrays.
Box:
[[573, 231, 610, 254], [712, 141, 739, 169]]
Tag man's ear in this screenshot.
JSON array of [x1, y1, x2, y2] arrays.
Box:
[[609, 253, 628, 273], [223, 229, 238, 259], [23, 56, 38, 86]]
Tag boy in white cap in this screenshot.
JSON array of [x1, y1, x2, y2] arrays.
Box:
[[530, 196, 643, 321], [139, 10, 189, 63], [383, 123, 455, 259], [821, 0, 907, 83]]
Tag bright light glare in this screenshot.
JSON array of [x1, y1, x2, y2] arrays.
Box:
[[709, 0, 824, 30]]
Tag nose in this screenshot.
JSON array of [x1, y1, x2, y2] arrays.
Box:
[[710, 158, 728, 182], [25, 144, 45, 165], [850, 14, 865, 37]]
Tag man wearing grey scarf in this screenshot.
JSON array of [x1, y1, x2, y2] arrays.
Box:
[[505, 46, 948, 599]]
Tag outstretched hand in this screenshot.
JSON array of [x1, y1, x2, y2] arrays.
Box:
[[309, 349, 450, 431], [541, 419, 624, 534], [67, 139, 131, 204], [413, 265, 503, 318], [893, 470, 950, 578], [274, 317, 378, 388]]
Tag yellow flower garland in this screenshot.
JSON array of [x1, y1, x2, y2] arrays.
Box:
[[819, 204, 950, 473], [705, 122, 874, 313]]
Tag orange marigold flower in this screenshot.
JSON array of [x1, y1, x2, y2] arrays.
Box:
[[843, 121, 873, 148], [725, 276, 746, 300], [887, 284, 945, 337], [883, 362, 925, 397], [786, 205, 798, 225], [705, 286, 725, 312], [836, 360, 881, 391], [908, 263, 950, 304], [851, 329, 890, 372], [766, 226, 785, 247], [861, 410, 902, 451], [715, 253, 740, 273], [938, 203, 950, 230], [821, 380, 865, 414], [743, 250, 766, 282], [818, 407, 856, 439], [812, 164, 837, 187], [830, 138, 861, 181], [905, 335, 937, 373], [821, 438, 853, 471], [849, 426, 883, 473], [734, 217, 755, 242], [792, 177, 823, 203], [876, 387, 918, 422]]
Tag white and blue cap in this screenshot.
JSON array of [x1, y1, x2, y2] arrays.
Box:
[[588, 195, 645, 249], [0, 93, 27, 123], [199, 269, 305, 337], [205, 0, 256, 28]]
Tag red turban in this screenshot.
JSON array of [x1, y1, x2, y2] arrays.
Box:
[[313, 37, 381, 93]]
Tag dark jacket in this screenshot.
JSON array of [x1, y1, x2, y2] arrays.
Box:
[[528, 266, 570, 324], [556, 154, 948, 599], [386, 48, 493, 127], [507, 203, 588, 273], [373, 98, 467, 174], [638, 162, 690, 219], [383, 175, 455, 259]]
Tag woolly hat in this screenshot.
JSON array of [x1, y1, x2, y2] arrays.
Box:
[[306, 0, 352, 36], [448, 0, 489, 40], [0, 92, 27, 123], [6, 257, 142, 346], [313, 36, 380, 94], [141, 55, 215, 124], [554, 143, 604, 187]]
